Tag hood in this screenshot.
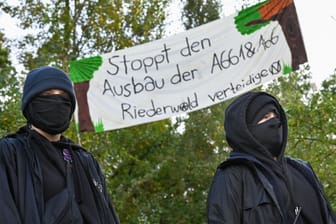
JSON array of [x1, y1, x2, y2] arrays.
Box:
[[224, 91, 288, 164]]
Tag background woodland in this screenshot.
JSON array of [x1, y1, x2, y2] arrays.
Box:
[[1, 0, 335, 223]]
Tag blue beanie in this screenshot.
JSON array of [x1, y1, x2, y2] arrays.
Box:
[[21, 66, 76, 113]]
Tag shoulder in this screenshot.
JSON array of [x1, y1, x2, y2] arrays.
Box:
[[70, 143, 101, 170], [286, 156, 322, 185], [286, 156, 309, 165], [286, 156, 312, 171], [212, 159, 258, 188], [218, 158, 258, 177], [0, 133, 28, 169], [61, 136, 94, 158], [0, 126, 29, 150], [0, 133, 26, 154], [208, 159, 261, 210], [72, 144, 96, 161]]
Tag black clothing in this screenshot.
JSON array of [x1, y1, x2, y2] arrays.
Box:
[[289, 162, 325, 223], [246, 96, 283, 156], [207, 153, 335, 224], [31, 130, 66, 201], [24, 95, 72, 134], [207, 91, 336, 224], [248, 116, 283, 157], [0, 126, 120, 224]]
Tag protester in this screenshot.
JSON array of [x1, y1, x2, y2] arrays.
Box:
[[0, 66, 120, 223], [207, 91, 335, 224]]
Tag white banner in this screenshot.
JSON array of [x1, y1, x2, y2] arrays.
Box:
[[70, 0, 306, 132]]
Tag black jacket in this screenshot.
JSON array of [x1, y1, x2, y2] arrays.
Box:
[[0, 126, 120, 224], [207, 92, 336, 224], [207, 153, 336, 224]]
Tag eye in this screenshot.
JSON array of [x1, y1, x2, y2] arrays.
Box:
[[257, 111, 277, 124], [40, 89, 70, 98]]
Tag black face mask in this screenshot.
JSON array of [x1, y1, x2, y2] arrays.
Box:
[[24, 95, 73, 135], [247, 99, 284, 157], [248, 116, 283, 157]]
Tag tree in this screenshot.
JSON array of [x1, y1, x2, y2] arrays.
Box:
[[1, 1, 174, 223], [301, 71, 336, 210], [266, 66, 336, 211], [182, 0, 222, 30], [1, 0, 335, 222], [1, 0, 170, 71], [0, 32, 24, 136], [226, 0, 336, 211], [162, 1, 227, 223]]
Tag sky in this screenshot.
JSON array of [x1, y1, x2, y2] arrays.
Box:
[[285, 0, 336, 86], [1, 0, 336, 87]]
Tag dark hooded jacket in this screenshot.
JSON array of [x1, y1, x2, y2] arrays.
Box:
[[0, 126, 120, 224], [207, 91, 335, 224]]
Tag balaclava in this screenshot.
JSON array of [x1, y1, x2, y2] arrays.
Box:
[[246, 95, 283, 157], [22, 66, 76, 135]]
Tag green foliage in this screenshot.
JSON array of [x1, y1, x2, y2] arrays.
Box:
[[182, 0, 222, 30], [0, 32, 25, 136], [234, 1, 268, 35], [1, 0, 170, 71], [1, 0, 336, 222], [266, 66, 336, 212], [1, 1, 174, 222], [66, 119, 181, 223], [69, 55, 103, 83]]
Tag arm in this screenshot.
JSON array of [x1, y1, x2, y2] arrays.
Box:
[[0, 139, 22, 224], [289, 158, 336, 224], [207, 167, 242, 224], [79, 150, 120, 224], [98, 162, 120, 224]]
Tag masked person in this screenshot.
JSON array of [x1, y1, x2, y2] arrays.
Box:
[[207, 91, 335, 224], [0, 66, 120, 224]]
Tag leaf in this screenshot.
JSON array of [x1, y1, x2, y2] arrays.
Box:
[[69, 55, 103, 83], [234, 1, 268, 35]]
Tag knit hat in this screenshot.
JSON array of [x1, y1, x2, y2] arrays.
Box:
[[21, 66, 76, 113]]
